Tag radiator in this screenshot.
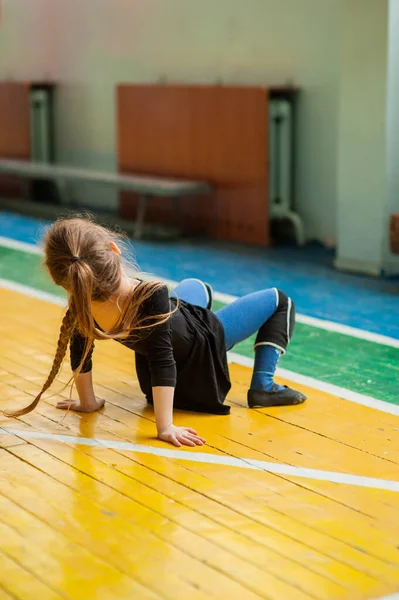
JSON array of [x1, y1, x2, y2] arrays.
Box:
[[30, 88, 53, 163], [269, 99, 293, 218], [269, 98, 304, 244]]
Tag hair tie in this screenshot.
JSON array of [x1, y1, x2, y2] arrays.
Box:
[[71, 256, 80, 263]]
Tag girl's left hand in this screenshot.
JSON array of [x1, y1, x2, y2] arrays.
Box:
[[56, 397, 105, 413], [158, 424, 206, 447]]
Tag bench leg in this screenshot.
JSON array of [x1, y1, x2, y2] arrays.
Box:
[[56, 178, 70, 205], [134, 194, 148, 240]]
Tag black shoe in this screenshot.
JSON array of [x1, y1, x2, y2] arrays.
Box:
[[204, 282, 213, 310], [248, 385, 307, 408]]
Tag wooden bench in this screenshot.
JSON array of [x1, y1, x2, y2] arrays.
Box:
[[0, 159, 211, 239]]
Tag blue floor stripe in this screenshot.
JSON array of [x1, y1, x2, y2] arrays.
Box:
[[1, 210, 398, 338]]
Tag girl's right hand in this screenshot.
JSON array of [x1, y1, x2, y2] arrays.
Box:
[[158, 424, 206, 447]]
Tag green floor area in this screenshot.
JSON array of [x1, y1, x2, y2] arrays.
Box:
[[2, 245, 398, 405]]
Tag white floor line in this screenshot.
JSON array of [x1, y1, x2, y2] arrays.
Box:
[[1, 427, 399, 492], [0, 278, 66, 307], [374, 594, 399, 600], [2, 235, 399, 349], [227, 352, 399, 418], [0, 235, 43, 255], [292, 314, 399, 349], [1, 277, 399, 418]]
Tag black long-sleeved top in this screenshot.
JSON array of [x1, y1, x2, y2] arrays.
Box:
[[70, 284, 231, 414]]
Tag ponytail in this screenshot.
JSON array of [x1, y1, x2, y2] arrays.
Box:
[[69, 259, 95, 338], [4, 215, 177, 418], [4, 309, 75, 417]]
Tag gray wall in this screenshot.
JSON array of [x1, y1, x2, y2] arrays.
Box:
[[0, 0, 341, 242], [1, 0, 398, 274]]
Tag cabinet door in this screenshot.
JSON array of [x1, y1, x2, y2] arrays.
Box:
[[118, 84, 269, 245], [0, 83, 31, 198]]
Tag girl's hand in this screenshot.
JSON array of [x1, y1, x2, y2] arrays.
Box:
[[158, 424, 206, 447], [56, 397, 105, 413]]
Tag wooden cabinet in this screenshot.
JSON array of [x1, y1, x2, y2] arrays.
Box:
[[0, 82, 55, 198], [117, 84, 296, 246]]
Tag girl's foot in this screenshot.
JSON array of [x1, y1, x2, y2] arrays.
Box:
[[247, 385, 306, 408], [56, 397, 105, 413]]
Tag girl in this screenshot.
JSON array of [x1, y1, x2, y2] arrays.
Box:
[[5, 216, 306, 447]]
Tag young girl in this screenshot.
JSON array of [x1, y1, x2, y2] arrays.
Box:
[[5, 216, 306, 447]]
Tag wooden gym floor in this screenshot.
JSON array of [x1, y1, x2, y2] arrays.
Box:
[[1, 287, 399, 600]]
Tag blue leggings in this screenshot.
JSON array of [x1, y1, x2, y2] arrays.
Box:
[[170, 278, 211, 309], [172, 279, 293, 352], [215, 289, 278, 351]]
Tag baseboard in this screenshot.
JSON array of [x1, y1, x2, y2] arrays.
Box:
[[0, 198, 182, 241], [382, 258, 399, 277], [0, 197, 63, 221], [334, 256, 383, 277]]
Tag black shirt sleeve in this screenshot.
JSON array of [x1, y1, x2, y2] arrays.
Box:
[[70, 329, 94, 373], [142, 285, 176, 388], [69, 285, 175, 386]]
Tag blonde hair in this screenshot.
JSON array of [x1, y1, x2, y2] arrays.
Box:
[[5, 215, 173, 417]]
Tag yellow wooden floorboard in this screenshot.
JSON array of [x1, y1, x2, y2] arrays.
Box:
[[3, 398, 399, 592], [2, 405, 377, 591], [3, 322, 394, 500], [0, 496, 163, 600], [4, 357, 399, 545], [0, 547, 66, 600], [0, 449, 269, 600], [229, 363, 399, 460], [0, 587, 17, 600], [33, 441, 398, 599], [4, 365, 399, 562], [7, 442, 334, 600], [2, 287, 399, 599], [2, 370, 399, 584], [4, 404, 312, 600], [0, 394, 394, 597], [3, 319, 399, 470], [100, 451, 399, 578], [3, 337, 399, 484], [7, 355, 399, 533], [0, 434, 27, 448], [2, 422, 399, 600], [22, 422, 384, 600], [0, 518, 161, 600], [2, 360, 399, 568]]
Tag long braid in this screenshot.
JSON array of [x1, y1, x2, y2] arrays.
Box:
[[4, 215, 174, 418], [4, 309, 75, 418]]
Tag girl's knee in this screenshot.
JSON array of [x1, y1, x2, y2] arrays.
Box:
[[178, 278, 203, 286], [276, 289, 287, 306], [276, 289, 294, 311]]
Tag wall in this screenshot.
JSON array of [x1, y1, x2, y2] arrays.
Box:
[[335, 0, 399, 275], [385, 0, 399, 273], [0, 0, 341, 243], [335, 0, 389, 274]]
